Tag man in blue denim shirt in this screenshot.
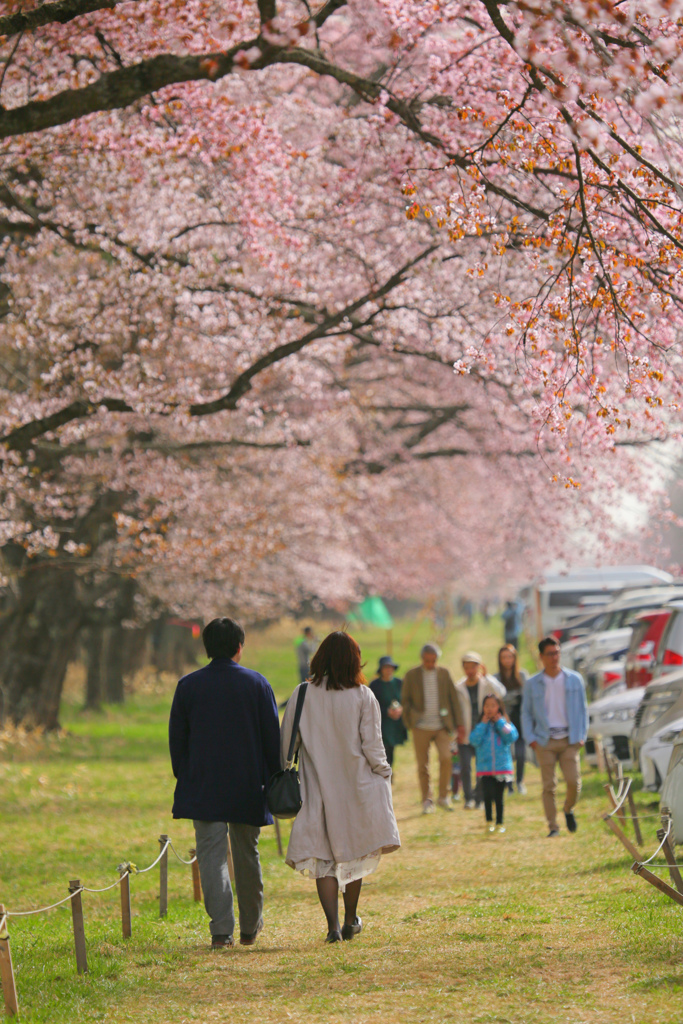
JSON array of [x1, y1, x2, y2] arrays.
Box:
[[522, 636, 589, 837]]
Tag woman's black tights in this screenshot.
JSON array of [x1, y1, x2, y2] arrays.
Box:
[[315, 877, 363, 933], [481, 777, 506, 825]]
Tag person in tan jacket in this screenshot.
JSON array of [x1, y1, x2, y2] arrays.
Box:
[[401, 643, 465, 814]]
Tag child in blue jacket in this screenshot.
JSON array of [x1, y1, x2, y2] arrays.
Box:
[[469, 694, 519, 833]]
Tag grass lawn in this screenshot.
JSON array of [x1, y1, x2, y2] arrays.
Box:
[[1, 615, 682, 1023]]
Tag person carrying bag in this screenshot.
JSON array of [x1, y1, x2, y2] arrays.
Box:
[[267, 683, 307, 819]]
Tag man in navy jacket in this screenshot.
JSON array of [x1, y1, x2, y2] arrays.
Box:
[[169, 617, 280, 948]]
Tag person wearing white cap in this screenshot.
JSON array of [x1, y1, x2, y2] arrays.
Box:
[[401, 643, 465, 813], [456, 652, 506, 809]]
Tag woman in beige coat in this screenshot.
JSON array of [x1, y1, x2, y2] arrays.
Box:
[[281, 631, 401, 944]]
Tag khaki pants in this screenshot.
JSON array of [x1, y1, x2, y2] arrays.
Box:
[[536, 738, 582, 830], [412, 727, 452, 802]]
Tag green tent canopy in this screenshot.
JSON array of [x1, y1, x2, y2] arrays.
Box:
[[355, 595, 394, 629]]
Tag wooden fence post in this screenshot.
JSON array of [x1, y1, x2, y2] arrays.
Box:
[[274, 818, 283, 858], [119, 867, 132, 939], [657, 818, 683, 895], [603, 813, 643, 862], [632, 863, 683, 908], [604, 745, 614, 787], [68, 881, 88, 975], [0, 906, 18, 1017], [190, 849, 202, 903], [159, 835, 168, 919], [627, 787, 644, 847]]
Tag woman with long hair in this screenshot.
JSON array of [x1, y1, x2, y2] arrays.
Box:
[[495, 644, 529, 794], [280, 631, 401, 943]]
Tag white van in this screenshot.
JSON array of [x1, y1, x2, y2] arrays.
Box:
[[522, 566, 674, 638]]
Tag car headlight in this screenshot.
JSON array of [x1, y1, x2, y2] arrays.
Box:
[[659, 729, 683, 745], [600, 711, 616, 722], [627, 708, 638, 719]]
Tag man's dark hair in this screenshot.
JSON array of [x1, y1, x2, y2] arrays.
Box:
[[538, 635, 560, 655], [303, 626, 313, 635], [202, 618, 245, 659]]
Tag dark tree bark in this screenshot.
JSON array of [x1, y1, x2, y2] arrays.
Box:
[[0, 559, 84, 729], [83, 625, 104, 711], [102, 577, 136, 704], [0, 491, 128, 728]]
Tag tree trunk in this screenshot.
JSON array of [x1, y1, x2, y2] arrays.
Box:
[[83, 626, 104, 711], [102, 577, 136, 704], [0, 559, 84, 729]]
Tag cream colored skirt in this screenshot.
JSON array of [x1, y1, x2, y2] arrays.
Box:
[[290, 848, 383, 891]]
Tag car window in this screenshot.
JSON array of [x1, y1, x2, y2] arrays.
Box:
[[627, 619, 650, 655], [662, 611, 683, 660]]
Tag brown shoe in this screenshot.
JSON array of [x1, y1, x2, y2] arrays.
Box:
[[239, 919, 264, 946], [211, 935, 234, 949]]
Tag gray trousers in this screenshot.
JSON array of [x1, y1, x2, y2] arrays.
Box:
[[459, 743, 482, 805], [193, 821, 263, 939]]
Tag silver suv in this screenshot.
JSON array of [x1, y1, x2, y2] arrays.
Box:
[[631, 668, 683, 758]]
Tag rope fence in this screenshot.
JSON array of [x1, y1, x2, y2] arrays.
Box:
[[0, 834, 203, 1018], [600, 746, 683, 910]]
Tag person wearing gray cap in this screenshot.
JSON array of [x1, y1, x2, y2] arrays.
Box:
[[401, 643, 465, 813], [456, 652, 506, 809]]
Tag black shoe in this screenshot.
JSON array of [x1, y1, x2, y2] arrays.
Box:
[[565, 811, 577, 833], [325, 930, 342, 943], [211, 934, 234, 949], [240, 919, 264, 946], [341, 917, 363, 941], [547, 828, 560, 838]]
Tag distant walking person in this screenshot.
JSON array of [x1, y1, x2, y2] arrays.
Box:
[[470, 694, 518, 833], [281, 632, 400, 943], [369, 656, 408, 769], [169, 618, 280, 949], [401, 643, 465, 814], [521, 636, 589, 837], [495, 645, 529, 794], [296, 626, 318, 682], [501, 599, 523, 649], [456, 652, 506, 809]]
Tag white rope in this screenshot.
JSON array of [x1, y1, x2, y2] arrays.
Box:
[[136, 840, 170, 874], [7, 889, 80, 917], [640, 818, 673, 866], [4, 835, 193, 914], [168, 842, 197, 866], [606, 776, 632, 818], [80, 877, 125, 894]]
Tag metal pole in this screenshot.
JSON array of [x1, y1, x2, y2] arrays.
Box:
[[68, 881, 88, 974]]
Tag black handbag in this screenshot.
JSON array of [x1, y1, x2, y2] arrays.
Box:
[[267, 682, 308, 819]]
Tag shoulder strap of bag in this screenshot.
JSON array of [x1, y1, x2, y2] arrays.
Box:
[[285, 682, 308, 767]]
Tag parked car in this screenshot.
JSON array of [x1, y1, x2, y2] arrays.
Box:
[[651, 601, 683, 679], [639, 715, 683, 792], [563, 586, 683, 676], [585, 685, 644, 768], [592, 657, 626, 698], [625, 609, 673, 688], [631, 668, 683, 759], [661, 734, 683, 844], [520, 565, 674, 637]]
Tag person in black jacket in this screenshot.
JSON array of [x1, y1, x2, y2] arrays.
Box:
[[169, 617, 280, 950]]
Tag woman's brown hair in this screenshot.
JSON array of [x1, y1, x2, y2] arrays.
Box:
[[309, 631, 367, 690], [497, 644, 523, 691]]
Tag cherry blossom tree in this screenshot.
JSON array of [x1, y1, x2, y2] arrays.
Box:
[[0, 0, 681, 725]]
